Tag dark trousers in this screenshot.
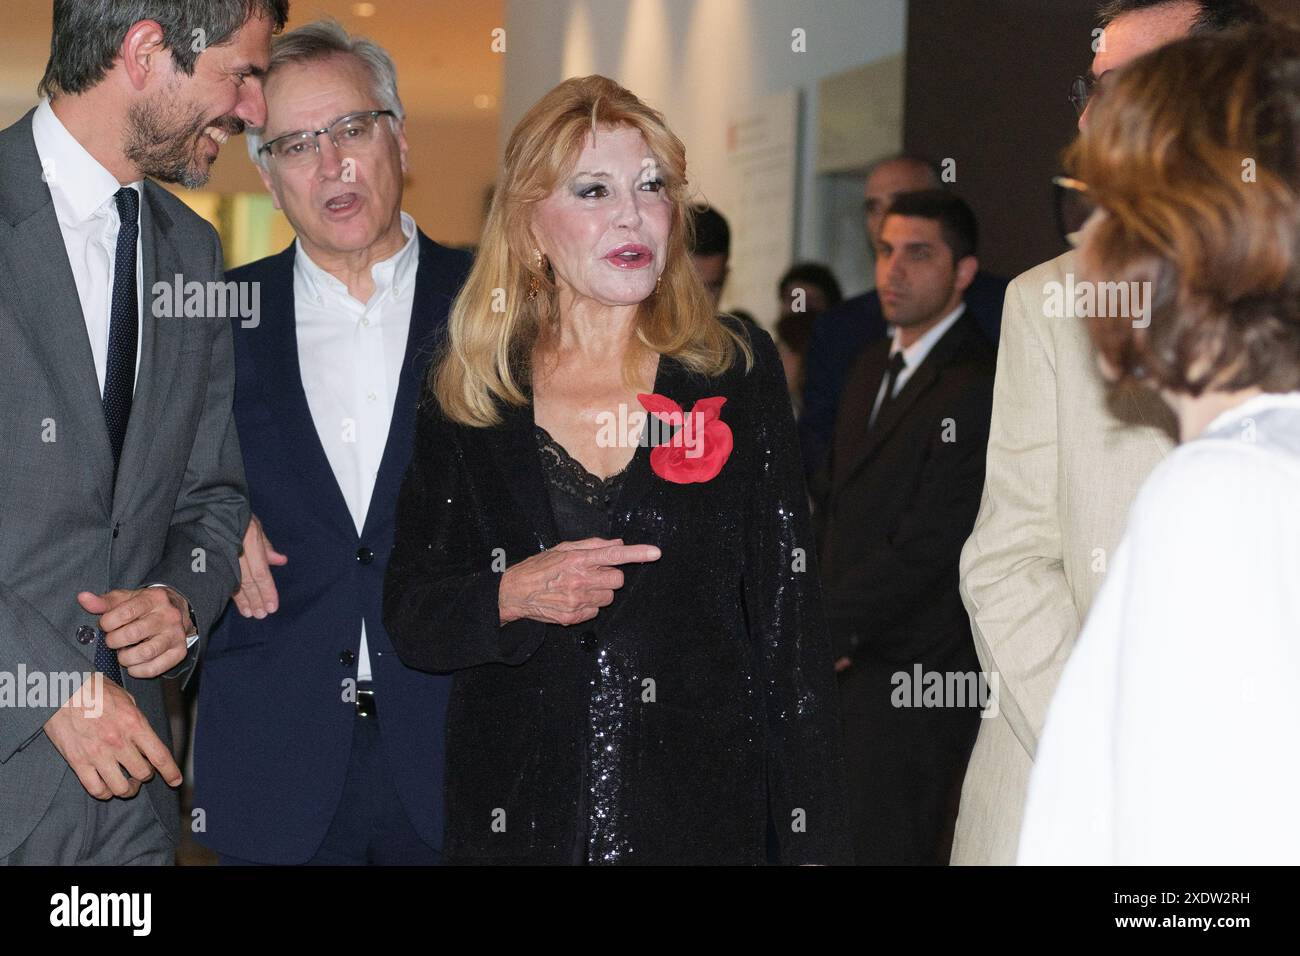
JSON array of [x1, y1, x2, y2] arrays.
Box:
[[221, 709, 441, 866], [839, 663, 980, 866]]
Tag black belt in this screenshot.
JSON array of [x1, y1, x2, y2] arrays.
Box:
[[356, 681, 377, 718]]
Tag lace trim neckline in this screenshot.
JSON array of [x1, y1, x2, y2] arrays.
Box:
[[534, 423, 631, 497]]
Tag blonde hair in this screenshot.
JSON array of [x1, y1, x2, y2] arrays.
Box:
[[433, 74, 752, 427]]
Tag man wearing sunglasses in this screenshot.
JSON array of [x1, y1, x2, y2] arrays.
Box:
[[952, 0, 1266, 866], [192, 21, 470, 865]]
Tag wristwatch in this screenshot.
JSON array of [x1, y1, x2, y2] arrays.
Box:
[[146, 583, 200, 648], [183, 601, 200, 648]]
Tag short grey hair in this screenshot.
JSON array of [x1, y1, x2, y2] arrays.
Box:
[[246, 19, 406, 165]]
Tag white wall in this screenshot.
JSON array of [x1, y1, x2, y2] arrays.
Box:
[[500, 0, 906, 319]]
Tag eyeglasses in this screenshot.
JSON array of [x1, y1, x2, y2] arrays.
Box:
[[258, 110, 396, 166], [1052, 175, 1097, 245], [1069, 76, 1094, 116], [1069, 71, 1116, 118]]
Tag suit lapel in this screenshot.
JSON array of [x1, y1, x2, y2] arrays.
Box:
[[857, 351, 940, 460], [597, 353, 697, 618], [114, 183, 183, 514], [253, 245, 358, 536], [362, 232, 446, 540], [609, 350, 684, 522], [835, 316, 976, 490], [0, 110, 113, 511], [486, 398, 560, 551], [830, 340, 889, 491]]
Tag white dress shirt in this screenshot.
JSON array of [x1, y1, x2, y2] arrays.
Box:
[[294, 212, 420, 683], [30, 98, 143, 394], [1019, 392, 1300, 864], [869, 303, 966, 426]]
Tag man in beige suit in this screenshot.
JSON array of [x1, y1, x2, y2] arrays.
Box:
[[951, 0, 1266, 865]]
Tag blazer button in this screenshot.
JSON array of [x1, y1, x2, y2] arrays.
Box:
[[356, 547, 374, 565], [340, 650, 355, 666], [579, 630, 597, 651], [76, 624, 97, 646]]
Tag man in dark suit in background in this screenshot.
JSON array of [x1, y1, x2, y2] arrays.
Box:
[[0, 0, 284, 865], [800, 155, 1007, 475], [689, 204, 732, 310], [814, 190, 994, 865], [192, 21, 470, 865]]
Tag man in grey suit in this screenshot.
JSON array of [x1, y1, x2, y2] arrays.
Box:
[[0, 0, 288, 865]]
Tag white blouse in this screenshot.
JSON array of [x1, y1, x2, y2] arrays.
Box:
[[1018, 392, 1300, 865]]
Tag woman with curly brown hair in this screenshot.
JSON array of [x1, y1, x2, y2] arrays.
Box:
[[1020, 24, 1300, 864]]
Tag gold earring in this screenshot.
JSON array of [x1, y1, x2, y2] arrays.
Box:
[[528, 248, 544, 301]]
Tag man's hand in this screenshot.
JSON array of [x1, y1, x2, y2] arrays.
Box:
[[232, 514, 286, 618], [77, 587, 191, 679], [43, 675, 182, 799], [834, 656, 853, 673]]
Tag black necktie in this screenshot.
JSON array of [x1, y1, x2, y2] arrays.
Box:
[[95, 187, 138, 686], [870, 351, 907, 429], [103, 186, 139, 476]]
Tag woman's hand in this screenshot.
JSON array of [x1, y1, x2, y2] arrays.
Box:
[[498, 537, 661, 627]]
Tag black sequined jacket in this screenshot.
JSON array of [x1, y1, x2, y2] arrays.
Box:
[[383, 323, 852, 865]]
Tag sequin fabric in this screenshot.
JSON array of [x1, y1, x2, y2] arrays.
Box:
[[383, 318, 854, 864], [534, 424, 633, 864]]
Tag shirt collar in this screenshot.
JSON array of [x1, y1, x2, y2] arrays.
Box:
[[294, 211, 420, 306], [1203, 391, 1300, 438], [890, 302, 966, 370], [31, 98, 141, 225]]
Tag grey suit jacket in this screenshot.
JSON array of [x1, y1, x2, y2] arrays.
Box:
[[0, 109, 248, 857]]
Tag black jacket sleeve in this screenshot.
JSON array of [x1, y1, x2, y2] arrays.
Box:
[[383, 400, 547, 673]]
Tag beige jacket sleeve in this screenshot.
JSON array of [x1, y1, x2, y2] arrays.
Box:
[[959, 258, 1082, 759]]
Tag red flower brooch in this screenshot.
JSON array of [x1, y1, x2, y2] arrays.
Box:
[[636, 393, 734, 484]]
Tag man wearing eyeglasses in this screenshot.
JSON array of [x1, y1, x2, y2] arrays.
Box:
[[192, 20, 470, 865], [952, 0, 1266, 867]]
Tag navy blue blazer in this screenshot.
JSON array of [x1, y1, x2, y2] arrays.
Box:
[[193, 233, 471, 863], [798, 270, 1008, 476]]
